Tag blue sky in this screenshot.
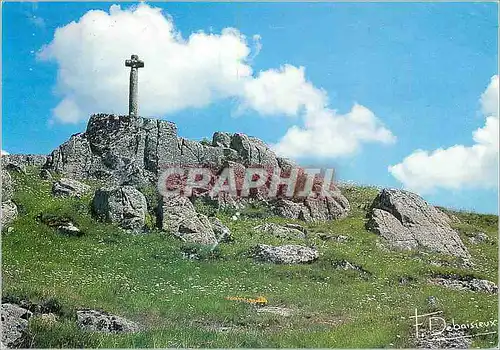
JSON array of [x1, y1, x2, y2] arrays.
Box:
[[2, 2, 498, 213]]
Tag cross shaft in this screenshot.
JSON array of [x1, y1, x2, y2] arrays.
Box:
[[125, 54, 144, 117]]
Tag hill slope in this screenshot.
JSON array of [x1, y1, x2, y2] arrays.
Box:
[[1, 167, 498, 348]]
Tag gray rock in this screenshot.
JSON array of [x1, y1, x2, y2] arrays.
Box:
[[212, 132, 231, 147], [1, 303, 32, 348], [429, 276, 497, 294], [39, 169, 52, 180], [253, 223, 306, 240], [468, 232, 489, 244], [76, 309, 140, 333], [416, 329, 471, 349], [273, 191, 350, 222], [252, 244, 318, 264], [209, 217, 232, 242], [1, 201, 18, 227], [256, 306, 293, 317], [160, 196, 217, 244], [366, 189, 470, 258], [2, 170, 13, 202], [57, 222, 82, 236], [52, 178, 91, 198], [332, 260, 371, 275], [230, 133, 279, 167], [2, 154, 47, 168], [92, 186, 147, 230]]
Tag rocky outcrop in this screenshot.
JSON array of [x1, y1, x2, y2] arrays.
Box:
[[274, 192, 350, 222], [76, 309, 140, 333], [252, 244, 318, 264], [366, 189, 469, 259], [2, 170, 17, 227], [52, 178, 91, 197], [2, 154, 48, 173], [41, 113, 350, 222], [254, 223, 306, 240], [1, 303, 32, 348], [92, 186, 147, 230], [160, 196, 217, 245]]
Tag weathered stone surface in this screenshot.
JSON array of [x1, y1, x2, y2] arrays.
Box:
[[41, 113, 350, 222], [2, 201, 18, 227], [468, 232, 489, 244], [230, 133, 279, 168], [52, 178, 91, 198], [39, 169, 52, 180], [160, 196, 217, 244], [92, 186, 147, 230], [2, 169, 13, 202], [212, 132, 231, 148], [416, 329, 471, 349], [256, 306, 294, 317], [76, 309, 140, 333], [1, 303, 32, 348], [429, 276, 498, 294], [332, 260, 371, 276], [57, 222, 82, 237], [2, 154, 48, 173], [366, 189, 469, 258], [273, 192, 350, 222], [254, 223, 306, 240], [209, 217, 232, 242], [252, 244, 318, 264]]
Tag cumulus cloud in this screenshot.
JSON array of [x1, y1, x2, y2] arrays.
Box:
[[389, 75, 499, 193], [39, 4, 395, 159]]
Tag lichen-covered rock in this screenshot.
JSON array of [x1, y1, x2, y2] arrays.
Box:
[[273, 192, 350, 222], [2, 201, 18, 227], [366, 189, 470, 259], [52, 178, 91, 197], [57, 222, 83, 237], [2, 169, 14, 202], [209, 217, 232, 242], [252, 244, 318, 264], [92, 186, 147, 230], [254, 223, 306, 240], [160, 196, 217, 244], [76, 309, 140, 333], [1, 303, 32, 348], [429, 276, 498, 294]]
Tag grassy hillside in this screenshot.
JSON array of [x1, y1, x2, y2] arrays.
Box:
[[2, 169, 498, 348]]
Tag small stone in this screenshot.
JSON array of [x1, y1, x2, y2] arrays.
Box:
[[252, 244, 318, 264], [76, 309, 140, 333]]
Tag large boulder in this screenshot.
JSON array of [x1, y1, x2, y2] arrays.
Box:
[[52, 178, 91, 197], [252, 244, 319, 264], [92, 186, 147, 230], [1, 303, 32, 348], [76, 309, 140, 333], [366, 189, 469, 259], [160, 196, 217, 244]]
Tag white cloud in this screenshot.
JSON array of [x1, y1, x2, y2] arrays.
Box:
[[39, 4, 395, 159], [1, 150, 9, 156], [389, 75, 499, 193], [273, 103, 396, 158]]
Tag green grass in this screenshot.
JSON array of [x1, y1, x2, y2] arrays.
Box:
[[2, 170, 498, 348]]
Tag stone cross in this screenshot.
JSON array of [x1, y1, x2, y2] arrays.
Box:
[[125, 54, 144, 117]]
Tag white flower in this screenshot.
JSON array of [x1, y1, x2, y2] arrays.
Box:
[[232, 215, 238, 221]]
